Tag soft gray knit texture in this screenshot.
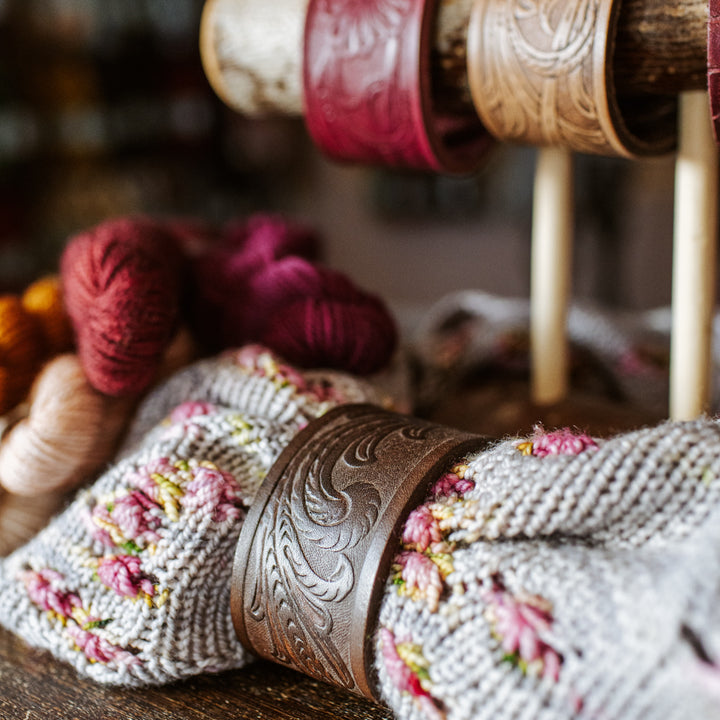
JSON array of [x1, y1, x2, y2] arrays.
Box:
[[1, 348, 719, 720], [374, 419, 720, 720], [0, 349, 380, 685]]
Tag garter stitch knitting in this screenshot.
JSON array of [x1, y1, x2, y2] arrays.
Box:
[[1, 347, 720, 720]]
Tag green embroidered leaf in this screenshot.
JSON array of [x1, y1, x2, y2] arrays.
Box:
[[120, 540, 142, 555], [84, 618, 113, 630]]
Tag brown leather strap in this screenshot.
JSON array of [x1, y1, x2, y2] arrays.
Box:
[[466, 0, 675, 157], [231, 403, 489, 701]]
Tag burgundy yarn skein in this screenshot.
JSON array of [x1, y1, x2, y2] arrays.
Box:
[[61, 217, 183, 397], [224, 213, 320, 266], [192, 213, 398, 374], [256, 258, 398, 375], [192, 214, 322, 347]]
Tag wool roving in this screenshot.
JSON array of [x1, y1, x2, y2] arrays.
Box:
[[1, 346, 720, 720], [61, 217, 184, 397]]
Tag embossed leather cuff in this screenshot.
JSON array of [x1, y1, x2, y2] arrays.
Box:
[[231, 403, 488, 701], [302, 0, 492, 174], [467, 0, 675, 157]]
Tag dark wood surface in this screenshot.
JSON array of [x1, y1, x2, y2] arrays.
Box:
[[0, 626, 393, 720]]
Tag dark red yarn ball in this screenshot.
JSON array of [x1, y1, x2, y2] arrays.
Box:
[[61, 217, 183, 396], [255, 259, 398, 375]]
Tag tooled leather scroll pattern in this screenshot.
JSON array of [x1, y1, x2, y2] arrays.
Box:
[[709, 0, 720, 144], [303, 0, 433, 168], [234, 404, 486, 700], [244, 408, 431, 692], [469, 0, 627, 156]]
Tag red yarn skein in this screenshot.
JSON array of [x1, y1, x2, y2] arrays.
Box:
[[255, 258, 398, 374], [61, 217, 183, 396]]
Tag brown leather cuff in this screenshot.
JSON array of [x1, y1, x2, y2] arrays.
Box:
[[231, 404, 489, 701]]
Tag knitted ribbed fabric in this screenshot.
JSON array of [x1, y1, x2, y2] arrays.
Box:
[[0, 346, 381, 685], [1, 346, 720, 719], [374, 422, 720, 720]]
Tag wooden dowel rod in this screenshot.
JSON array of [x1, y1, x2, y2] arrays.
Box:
[[670, 91, 719, 420], [530, 147, 574, 406], [201, 0, 708, 117], [614, 0, 708, 96]]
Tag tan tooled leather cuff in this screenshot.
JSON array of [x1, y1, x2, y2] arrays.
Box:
[[466, 0, 675, 157], [231, 404, 489, 701]]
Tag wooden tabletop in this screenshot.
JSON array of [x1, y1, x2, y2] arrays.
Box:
[[0, 626, 393, 720]]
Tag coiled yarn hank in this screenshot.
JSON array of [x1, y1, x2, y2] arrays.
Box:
[[22, 275, 74, 355], [193, 215, 397, 374], [255, 258, 398, 374], [61, 217, 184, 397], [0, 275, 74, 416], [0, 355, 136, 497], [0, 487, 68, 557], [0, 296, 45, 415], [0, 328, 197, 499], [224, 212, 320, 266], [190, 213, 321, 345]]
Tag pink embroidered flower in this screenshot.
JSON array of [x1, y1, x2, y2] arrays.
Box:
[[430, 471, 475, 498], [168, 401, 217, 424], [129, 457, 185, 521], [395, 551, 444, 612], [90, 490, 163, 550], [528, 427, 598, 457], [380, 629, 444, 720], [180, 465, 244, 522], [402, 506, 444, 553], [230, 344, 269, 369], [381, 628, 428, 698], [305, 378, 346, 404], [484, 578, 562, 681], [97, 555, 155, 600], [66, 624, 139, 667], [231, 345, 307, 391], [20, 568, 81, 619]]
